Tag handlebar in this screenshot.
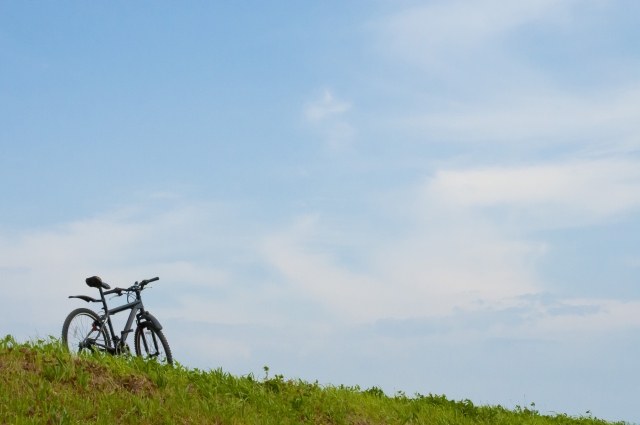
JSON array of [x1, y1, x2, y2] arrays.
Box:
[[103, 277, 159, 295], [127, 277, 160, 292], [85, 277, 160, 302], [140, 277, 159, 286]]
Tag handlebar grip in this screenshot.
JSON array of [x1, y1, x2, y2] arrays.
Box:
[[139, 277, 159, 286]]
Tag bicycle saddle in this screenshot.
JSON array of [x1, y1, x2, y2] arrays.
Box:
[[85, 276, 111, 290]]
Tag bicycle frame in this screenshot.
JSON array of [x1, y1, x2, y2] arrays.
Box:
[[86, 287, 146, 354]]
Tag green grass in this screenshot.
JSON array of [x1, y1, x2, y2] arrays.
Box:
[[0, 335, 626, 425]]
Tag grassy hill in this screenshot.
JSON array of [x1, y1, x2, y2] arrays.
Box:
[[0, 335, 625, 425]]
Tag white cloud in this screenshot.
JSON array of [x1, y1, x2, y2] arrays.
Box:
[[259, 154, 640, 328], [381, 0, 573, 65], [262, 212, 540, 323], [401, 86, 640, 147], [0, 202, 271, 332], [428, 158, 640, 226], [260, 208, 640, 336], [263, 215, 395, 322]]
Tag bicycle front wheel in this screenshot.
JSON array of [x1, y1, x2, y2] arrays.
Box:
[[62, 308, 110, 354], [134, 322, 173, 365]]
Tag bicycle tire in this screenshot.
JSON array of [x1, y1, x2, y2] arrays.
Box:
[[62, 307, 110, 354], [134, 321, 173, 365]]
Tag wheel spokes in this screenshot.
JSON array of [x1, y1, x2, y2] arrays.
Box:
[[67, 314, 106, 353], [140, 329, 166, 362]]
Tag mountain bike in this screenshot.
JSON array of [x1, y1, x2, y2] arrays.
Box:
[[62, 276, 173, 364]]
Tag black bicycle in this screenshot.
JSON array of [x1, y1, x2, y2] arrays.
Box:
[[62, 276, 172, 364]]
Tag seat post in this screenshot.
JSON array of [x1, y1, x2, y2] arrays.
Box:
[[98, 287, 116, 341], [98, 287, 108, 312]]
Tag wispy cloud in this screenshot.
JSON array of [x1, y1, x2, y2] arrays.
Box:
[[262, 205, 537, 322], [381, 0, 574, 66], [400, 86, 640, 148], [0, 201, 269, 330], [305, 91, 351, 122], [375, 0, 640, 152], [429, 158, 640, 224], [305, 90, 356, 153], [5, 189, 637, 337]]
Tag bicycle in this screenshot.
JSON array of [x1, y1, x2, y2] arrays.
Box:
[[62, 275, 173, 364]]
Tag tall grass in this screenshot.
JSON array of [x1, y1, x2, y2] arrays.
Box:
[[0, 335, 627, 424]]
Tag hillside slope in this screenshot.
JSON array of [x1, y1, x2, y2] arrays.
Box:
[[0, 336, 624, 425]]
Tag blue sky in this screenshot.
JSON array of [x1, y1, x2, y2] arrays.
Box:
[[2, 0, 640, 421]]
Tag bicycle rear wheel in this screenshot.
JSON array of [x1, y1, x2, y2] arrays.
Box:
[[134, 322, 173, 365], [62, 308, 110, 354]]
